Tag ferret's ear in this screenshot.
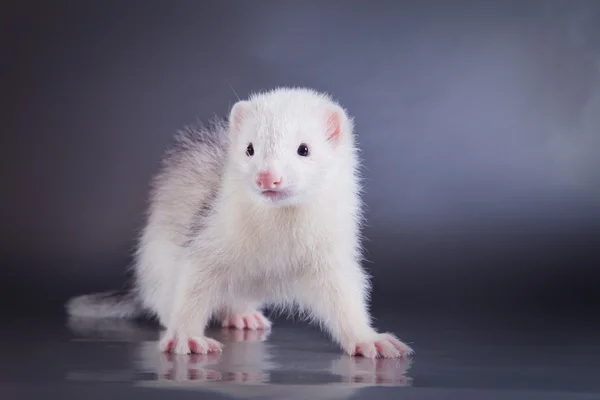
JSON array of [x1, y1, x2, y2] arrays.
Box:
[[229, 100, 249, 136], [325, 106, 348, 145]]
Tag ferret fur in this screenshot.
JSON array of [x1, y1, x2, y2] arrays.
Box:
[[66, 87, 412, 358]]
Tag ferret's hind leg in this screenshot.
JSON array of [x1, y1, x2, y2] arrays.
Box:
[[219, 302, 272, 330]]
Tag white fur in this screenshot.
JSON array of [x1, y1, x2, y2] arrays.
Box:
[[66, 87, 412, 359]]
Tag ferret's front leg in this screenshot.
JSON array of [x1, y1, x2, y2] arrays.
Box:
[[299, 257, 413, 359], [158, 259, 223, 355]]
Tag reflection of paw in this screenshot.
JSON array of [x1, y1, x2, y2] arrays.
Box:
[[221, 310, 272, 330], [331, 356, 412, 387], [159, 330, 223, 355], [350, 333, 413, 359], [157, 352, 221, 382], [224, 371, 267, 383], [186, 368, 222, 382]]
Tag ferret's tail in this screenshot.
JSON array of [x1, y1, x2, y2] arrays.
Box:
[[66, 290, 144, 319]]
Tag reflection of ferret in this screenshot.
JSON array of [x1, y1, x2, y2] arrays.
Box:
[[66, 87, 413, 358]]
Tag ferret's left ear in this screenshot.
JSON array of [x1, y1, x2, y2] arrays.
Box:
[[229, 100, 249, 137], [325, 106, 350, 146]]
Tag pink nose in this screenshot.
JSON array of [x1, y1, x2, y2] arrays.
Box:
[[256, 171, 282, 189]]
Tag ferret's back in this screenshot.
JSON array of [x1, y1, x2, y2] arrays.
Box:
[[144, 119, 229, 247]]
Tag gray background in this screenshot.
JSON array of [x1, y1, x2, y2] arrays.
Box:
[[2, 0, 599, 318]]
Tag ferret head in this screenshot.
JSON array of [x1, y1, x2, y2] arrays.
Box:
[[226, 87, 356, 207]]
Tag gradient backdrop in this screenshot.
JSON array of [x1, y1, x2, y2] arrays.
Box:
[[2, 0, 599, 319]]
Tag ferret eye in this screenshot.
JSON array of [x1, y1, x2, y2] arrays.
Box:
[[246, 143, 254, 156], [297, 143, 309, 157]]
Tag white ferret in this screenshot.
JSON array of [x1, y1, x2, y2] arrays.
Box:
[[67, 87, 413, 359]]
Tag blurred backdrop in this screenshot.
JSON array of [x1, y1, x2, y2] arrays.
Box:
[[2, 0, 599, 318]]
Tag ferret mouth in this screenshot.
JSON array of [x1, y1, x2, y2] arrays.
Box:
[[260, 189, 291, 202]]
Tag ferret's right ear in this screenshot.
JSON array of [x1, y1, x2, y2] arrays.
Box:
[[325, 105, 350, 146], [229, 101, 249, 136]]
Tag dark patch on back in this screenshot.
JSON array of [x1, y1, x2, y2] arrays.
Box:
[[184, 189, 219, 247]]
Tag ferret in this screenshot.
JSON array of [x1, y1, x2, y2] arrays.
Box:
[[66, 87, 413, 359]]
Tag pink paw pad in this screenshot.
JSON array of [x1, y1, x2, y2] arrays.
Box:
[[187, 339, 204, 353], [352, 333, 413, 359], [221, 311, 272, 330], [159, 332, 223, 355]]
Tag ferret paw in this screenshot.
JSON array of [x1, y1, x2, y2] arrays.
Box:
[[221, 310, 272, 330], [349, 333, 413, 359], [159, 330, 223, 355]]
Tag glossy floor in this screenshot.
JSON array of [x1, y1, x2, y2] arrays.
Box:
[[3, 312, 600, 399]]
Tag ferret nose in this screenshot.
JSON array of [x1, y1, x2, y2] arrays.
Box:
[[256, 171, 282, 189]]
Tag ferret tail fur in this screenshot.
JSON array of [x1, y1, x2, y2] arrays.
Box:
[[65, 290, 144, 320]]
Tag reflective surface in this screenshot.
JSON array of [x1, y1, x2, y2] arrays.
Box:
[[3, 313, 599, 399]]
